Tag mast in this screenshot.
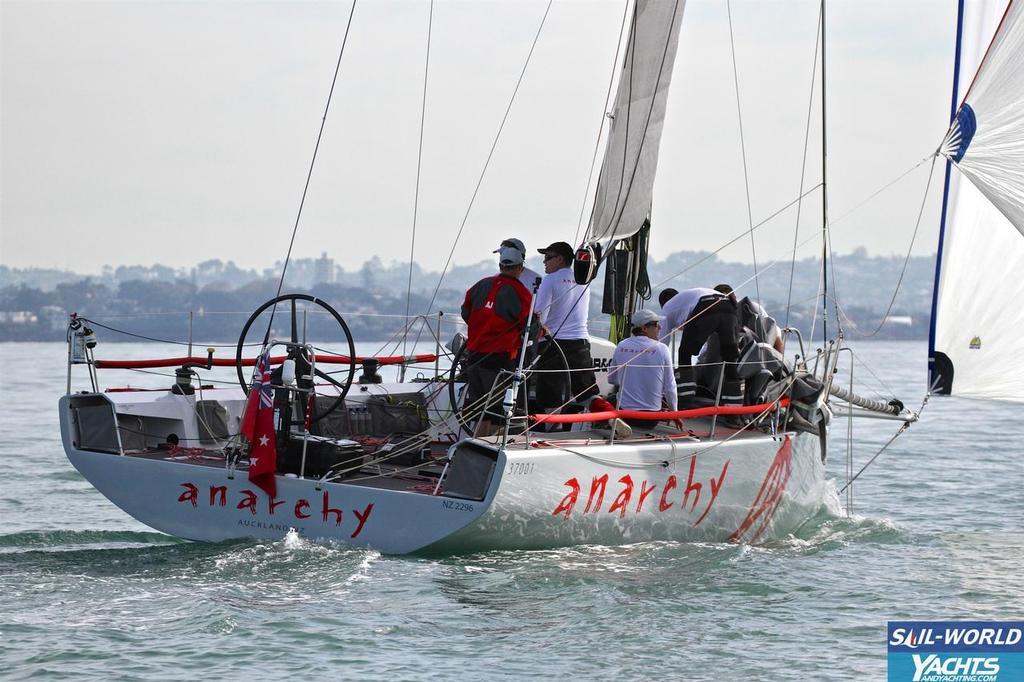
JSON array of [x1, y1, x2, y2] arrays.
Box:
[[927, 0, 966, 394], [820, 0, 829, 345]]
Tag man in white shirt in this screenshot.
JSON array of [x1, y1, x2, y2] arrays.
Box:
[[659, 286, 740, 401], [533, 241, 598, 414], [493, 238, 543, 293], [608, 309, 677, 427]]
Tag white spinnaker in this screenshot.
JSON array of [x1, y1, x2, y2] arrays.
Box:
[[947, 0, 1024, 233], [585, 0, 686, 252], [934, 0, 1024, 401]]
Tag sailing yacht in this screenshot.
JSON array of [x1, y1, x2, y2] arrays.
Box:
[[58, 0, 1021, 554]]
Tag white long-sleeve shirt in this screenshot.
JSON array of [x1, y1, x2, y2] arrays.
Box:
[[518, 267, 543, 293], [608, 335, 677, 411], [534, 267, 590, 340], [661, 287, 718, 333]]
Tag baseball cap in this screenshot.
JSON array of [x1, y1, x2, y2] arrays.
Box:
[[494, 238, 526, 258], [537, 241, 574, 263], [498, 245, 525, 266], [631, 309, 664, 327]]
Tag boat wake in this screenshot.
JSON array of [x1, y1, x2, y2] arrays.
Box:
[[0, 528, 181, 553]]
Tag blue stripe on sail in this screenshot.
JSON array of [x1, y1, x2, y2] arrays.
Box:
[[951, 104, 977, 162], [928, 0, 966, 392]]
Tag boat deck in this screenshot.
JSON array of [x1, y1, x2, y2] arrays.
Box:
[[99, 413, 780, 500], [493, 415, 769, 450], [123, 446, 451, 493]]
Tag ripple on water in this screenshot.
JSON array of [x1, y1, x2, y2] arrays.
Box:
[[1, 341, 1022, 680]]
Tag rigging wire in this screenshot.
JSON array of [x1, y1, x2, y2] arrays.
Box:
[[784, 3, 822, 329], [590, 7, 637, 245], [801, 153, 935, 343], [725, 0, 761, 306], [849, 346, 900, 399], [573, 0, 633, 245], [651, 183, 822, 291], [263, 0, 359, 347], [588, 0, 684, 245], [829, 154, 935, 228], [418, 0, 554, 320], [837, 156, 939, 338], [401, 0, 434, 379], [380, 0, 555, 364], [837, 384, 933, 496], [826, 215, 843, 337], [819, 0, 830, 345], [80, 318, 261, 348], [806, 251, 825, 350]]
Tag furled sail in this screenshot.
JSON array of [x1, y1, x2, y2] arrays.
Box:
[[931, 0, 1024, 400], [584, 0, 687, 254]]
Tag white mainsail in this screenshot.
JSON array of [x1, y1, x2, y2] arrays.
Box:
[[585, 0, 686, 253], [931, 0, 1024, 401]]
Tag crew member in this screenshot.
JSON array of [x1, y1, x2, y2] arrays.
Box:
[[494, 237, 543, 292], [461, 246, 535, 437], [713, 283, 784, 353], [533, 241, 599, 415], [659, 286, 739, 401], [608, 309, 677, 428]]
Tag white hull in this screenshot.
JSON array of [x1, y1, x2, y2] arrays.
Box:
[[436, 431, 828, 552], [60, 392, 830, 554]]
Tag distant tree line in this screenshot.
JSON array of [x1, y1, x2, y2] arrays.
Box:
[[0, 249, 935, 342]]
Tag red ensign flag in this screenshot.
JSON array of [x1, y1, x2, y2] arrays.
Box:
[[240, 349, 277, 498]]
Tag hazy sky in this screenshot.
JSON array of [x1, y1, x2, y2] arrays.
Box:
[[1, 0, 956, 275]]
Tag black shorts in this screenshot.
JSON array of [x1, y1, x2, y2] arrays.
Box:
[[464, 352, 515, 423], [533, 338, 599, 410], [679, 296, 739, 368]]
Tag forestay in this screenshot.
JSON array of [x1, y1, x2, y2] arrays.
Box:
[[585, 0, 686, 253], [931, 0, 1024, 401]]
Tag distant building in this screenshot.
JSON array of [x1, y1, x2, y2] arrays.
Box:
[[40, 305, 67, 331], [314, 252, 335, 285], [0, 311, 38, 324]]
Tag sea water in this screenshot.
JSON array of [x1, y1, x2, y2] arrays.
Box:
[[1, 341, 1021, 680]]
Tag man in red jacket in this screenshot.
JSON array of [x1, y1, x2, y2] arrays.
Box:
[[461, 245, 536, 436]]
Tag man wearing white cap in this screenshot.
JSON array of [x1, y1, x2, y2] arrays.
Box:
[[608, 308, 677, 422], [494, 238, 543, 293]]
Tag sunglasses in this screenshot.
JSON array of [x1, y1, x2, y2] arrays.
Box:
[[543, 254, 559, 262]]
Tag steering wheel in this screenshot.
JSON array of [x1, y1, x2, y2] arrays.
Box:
[[445, 343, 476, 434], [236, 294, 356, 423], [445, 338, 570, 434]]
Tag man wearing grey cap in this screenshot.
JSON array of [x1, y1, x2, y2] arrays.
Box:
[[494, 238, 543, 292], [608, 308, 677, 424], [460, 245, 535, 436]]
